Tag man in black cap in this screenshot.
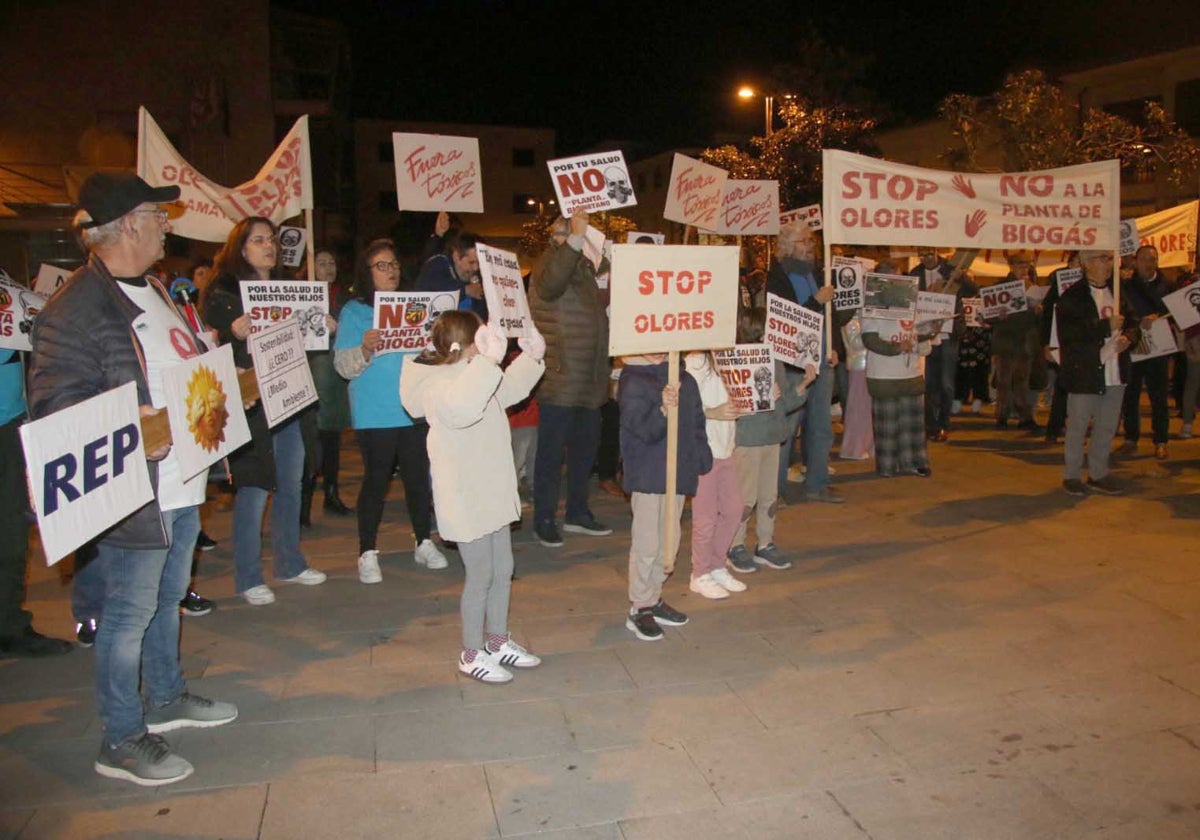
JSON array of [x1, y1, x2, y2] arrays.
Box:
[[27, 172, 237, 786]]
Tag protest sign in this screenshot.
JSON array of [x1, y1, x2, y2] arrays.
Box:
[[916, 290, 958, 332], [547, 150, 636, 216], [823, 149, 1120, 250], [1131, 317, 1179, 362], [765, 293, 824, 368], [830, 257, 865, 311], [373, 290, 460, 356], [1119, 218, 1139, 257], [608, 245, 738, 355], [708, 180, 780, 235], [160, 344, 252, 482], [1055, 267, 1083, 296], [863, 273, 918, 320], [34, 264, 71, 298], [979, 278, 1028, 320], [662, 154, 728, 230], [962, 297, 982, 327], [139, 107, 312, 242], [240, 280, 330, 351], [478, 243, 532, 338], [1163, 284, 1200, 332], [278, 226, 306, 268], [392, 133, 483, 213], [714, 344, 775, 414], [1135, 200, 1198, 268], [248, 318, 316, 428], [19, 382, 154, 565], [780, 204, 822, 231], [0, 272, 46, 352], [626, 232, 665, 245]]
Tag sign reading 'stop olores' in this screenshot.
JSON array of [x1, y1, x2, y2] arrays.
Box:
[[822, 150, 1120, 250]]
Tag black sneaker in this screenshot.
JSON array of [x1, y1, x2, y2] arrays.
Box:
[[1086, 475, 1122, 495], [179, 590, 215, 617], [76, 619, 98, 648], [0, 627, 74, 658], [94, 733, 193, 786], [649, 599, 688, 627], [625, 608, 664, 641], [562, 514, 613, 536], [195, 531, 217, 552], [1062, 478, 1087, 496], [534, 521, 564, 547]]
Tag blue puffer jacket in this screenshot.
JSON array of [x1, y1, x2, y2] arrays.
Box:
[[617, 358, 712, 496]]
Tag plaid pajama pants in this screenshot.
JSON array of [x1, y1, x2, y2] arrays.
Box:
[[873, 394, 929, 475]]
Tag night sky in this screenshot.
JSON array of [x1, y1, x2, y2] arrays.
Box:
[[279, 0, 1200, 153]]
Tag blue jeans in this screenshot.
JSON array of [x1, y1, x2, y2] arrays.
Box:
[[534, 404, 601, 526], [233, 418, 307, 592], [94, 505, 197, 746], [780, 362, 834, 494], [924, 338, 960, 433], [71, 542, 104, 623]]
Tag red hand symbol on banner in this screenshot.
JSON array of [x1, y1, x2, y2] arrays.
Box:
[[951, 175, 976, 199], [965, 209, 987, 237]]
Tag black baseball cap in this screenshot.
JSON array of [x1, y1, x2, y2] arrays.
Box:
[[77, 172, 181, 228]]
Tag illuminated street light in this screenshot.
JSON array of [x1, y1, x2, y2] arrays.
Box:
[[526, 196, 557, 214], [736, 86, 793, 137]]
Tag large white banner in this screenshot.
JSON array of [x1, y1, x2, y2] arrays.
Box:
[[372, 290, 459, 356], [547, 150, 637, 216], [707, 180, 780, 235], [249, 318, 317, 428], [240, 280, 330, 351], [392, 133, 483, 213], [0, 272, 45, 352], [662, 154, 728, 230], [608, 245, 738, 355], [478, 243, 533, 338], [138, 107, 312, 242], [1136, 200, 1198, 268], [823, 149, 1120, 250], [160, 344, 252, 482], [20, 382, 154, 565]]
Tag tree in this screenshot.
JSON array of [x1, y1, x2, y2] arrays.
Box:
[[518, 210, 637, 260]]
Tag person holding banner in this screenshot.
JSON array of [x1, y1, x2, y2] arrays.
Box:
[[1120, 245, 1174, 460], [203, 217, 327, 605], [28, 172, 237, 785]]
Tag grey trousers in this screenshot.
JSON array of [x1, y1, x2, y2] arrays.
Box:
[[1064, 385, 1125, 481], [628, 492, 683, 610], [459, 528, 514, 651]]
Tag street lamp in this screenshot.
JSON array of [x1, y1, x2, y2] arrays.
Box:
[[737, 86, 795, 137], [526, 196, 556, 214]]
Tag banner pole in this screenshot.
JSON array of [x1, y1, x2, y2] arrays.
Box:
[[305, 208, 316, 282], [824, 239, 834, 357], [662, 350, 680, 575]]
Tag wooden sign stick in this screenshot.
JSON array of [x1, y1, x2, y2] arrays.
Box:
[[139, 368, 261, 453], [662, 350, 680, 575]]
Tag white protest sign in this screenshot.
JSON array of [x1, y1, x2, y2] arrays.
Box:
[[278, 226, 306, 268], [160, 344, 252, 482], [916, 290, 957, 322], [0, 274, 46, 352], [240, 280, 330, 351], [662, 154, 729, 230], [708, 180, 780, 235], [766, 293, 824, 368], [392, 133, 483, 213], [1136, 200, 1198, 268], [478, 243, 533, 338], [608, 245, 739, 355], [780, 204, 822, 231], [962, 297, 982, 327], [714, 344, 775, 414], [1119, 219, 1139, 257], [979, 278, 1028, 320], [1163, 284, 1200, 332], [373, 290, 460, 356], [1055, 267, 1083, 296], [249, 318, 317, 427], [830, 257, 865, 311], [547, 150, 637, 216], [34, 264, 72, 298], [1131, 317, 1179, 362], [863, 273, 918, 320], [626, 232, 665, 245], [19, 382, 154, 565]]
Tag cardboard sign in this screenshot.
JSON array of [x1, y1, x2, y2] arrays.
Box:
[[0, 273, 46, 352], [962, 297, 982, 327], [916, 290, 957, 322], [708, 180, 780, 235], [1136, 200, 1198, 268], [662, 154, 729, 230], [372, 290, 460, 355], [278, 226, 306, 269], [392, 133, 483, 213], [780, 204, 822, 231], [713, 344, 775, 414], [478, 243, 532, 338], [980, 278, 1028, 320], [547, 150, 637, 216], [240, 280, 330, 351], [830, 257, 865, 311], [823, 149, 1120, 249], [19, 382, 154, 565], [1055, 267, 1083, 296], [160, 344, 252, 482], [1131, 317, 1179, 362], [34, 264, 72, 298], [862, 273, 918, 321], [248, 318, 317, 427], [627, 232, 665, 245], [1163, 284, 1200, 332], [608, 244, 739, 355], [765, 293, 824, 368], [1119, 218, 1139, 257]]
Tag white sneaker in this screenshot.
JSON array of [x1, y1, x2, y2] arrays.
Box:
[[786, 464, 806, 484], [280, 568, 326, 586], [358, 550, 382, 584], [487, 637, 541, 668], [951, 399, 963, 414], [710, 568, 747, 593], [241, 585, 275, 606], [831, 403, 843, 418], [689, 573, 730, 599], [1181, 423, 1193, 439], [971, 399, 983, 414], [458, 650, 513, 684], [414, 539, 448, 570]]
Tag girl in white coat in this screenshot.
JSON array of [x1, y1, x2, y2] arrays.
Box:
[[400, 311, 547, 684]]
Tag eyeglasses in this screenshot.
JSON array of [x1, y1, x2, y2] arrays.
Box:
[[371, 260, 401, 272], [133, 209, 168, 223], [248, 235, 278, 246]]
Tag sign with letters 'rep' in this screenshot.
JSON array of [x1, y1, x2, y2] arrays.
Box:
[[714, 344, 775, 414], [478, 243, 533, 338], [708, 180, 780, 235], [249, 318, 317, 428], [830, 257, 865, 311], [34, 264, 72, 298], [160, 344, 252, 482], [662, 154, 729, 230], [609, 245, 739, 355], [240, 280, 330, 351], [373, 291, 460, 356], [547, 150, 637, 216], [19, 382, 154, 565], [0, 272, 46, 352], [766, 293, 824, 369], [979, 278, 1028, 320], [392, 133, 483, 213]]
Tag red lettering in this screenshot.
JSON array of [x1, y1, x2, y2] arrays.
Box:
[[556, 172, 584, 197], [377, 303, 405, 329]]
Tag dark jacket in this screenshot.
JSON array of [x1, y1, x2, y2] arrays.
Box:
[[617, 359, 711, 496], [26, 255, 182, 549], [766, 257, 853, 358], [1056, 278, 1140, 395], [1121, 270, 1171, 320], [415, 253, 487, 320], [985, 274, 1041, 358], [311, 283, 351, 431], [908, 259, 978, 340], [529, 238, 610, 409]]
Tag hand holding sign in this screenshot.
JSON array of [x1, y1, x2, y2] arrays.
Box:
[[518, 327, 546, 361], [570, 209, 589, 237]]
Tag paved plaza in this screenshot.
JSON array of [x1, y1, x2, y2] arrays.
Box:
[[2, 408, 1200, 839]]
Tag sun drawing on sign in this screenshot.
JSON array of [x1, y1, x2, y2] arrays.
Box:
[[185, 365, 229, 452]]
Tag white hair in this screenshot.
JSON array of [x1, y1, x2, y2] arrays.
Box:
[[549, 217, 570, 238], [73, 209, 125, 251], [775, 221, 813, 259]]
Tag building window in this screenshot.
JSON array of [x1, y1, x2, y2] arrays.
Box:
[[1176, 78, 1200, 136], [379, 142, 394, 163], [512, 148, 535, 167], [379, 191, 397, 211]]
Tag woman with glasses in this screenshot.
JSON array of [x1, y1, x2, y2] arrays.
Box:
[[334, 238, 447, 584], [201, 217, 327, 605]]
